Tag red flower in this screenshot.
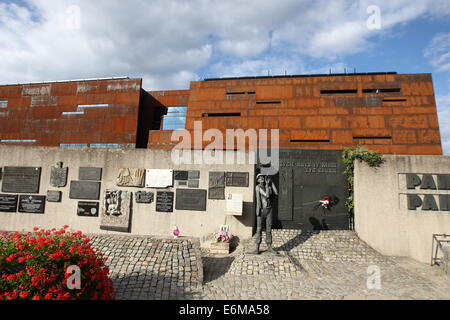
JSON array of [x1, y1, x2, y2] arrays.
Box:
[[19, 291, 30, 299]]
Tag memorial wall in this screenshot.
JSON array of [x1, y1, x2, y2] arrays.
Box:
[[354, 155, 450, 263], [0, 146, 255, 245]]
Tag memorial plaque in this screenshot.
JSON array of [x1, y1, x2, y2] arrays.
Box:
[[274, 149, 349, 230], [47, 191, 62, 202], [174, 171, 189, 181], [0, 194, 18, 212], [50, 162, 68, 187], [145, 169, 173, 188], [77, 202, 99, 217], [188, 171, 200, 179], [101, 190, 132, 232], [2, 167, 41, 193], [177, 181, 188, 187], [116, 168, 145, 187], [156, 191, 174, 212], [175, 189, 207, 211], [135, 191, 154, 204], [79, 167, 102, 181], [225, 172, 249, 187], [18, 195, 46, 214], [69, 181, 101, 200], [226, 193, 243, 215], [188, 180, 199, 188], [209, 171, 225, 200]]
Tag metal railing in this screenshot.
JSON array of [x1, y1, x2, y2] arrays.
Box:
[[431, 234, 450, 266]]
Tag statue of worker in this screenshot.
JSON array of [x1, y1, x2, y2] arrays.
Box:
[[253, 173, 278, 254]]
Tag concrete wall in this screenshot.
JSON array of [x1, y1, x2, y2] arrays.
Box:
[[0, 146, 255, 246], [354, 155, 450, 263]]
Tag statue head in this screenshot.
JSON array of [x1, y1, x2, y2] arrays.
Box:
[[256, 174, 265, 185]]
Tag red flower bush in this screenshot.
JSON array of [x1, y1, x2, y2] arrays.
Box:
[[0, 226, 115, 300]]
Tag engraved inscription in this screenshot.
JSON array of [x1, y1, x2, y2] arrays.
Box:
[[175, 189, 207, 211], [79, 167, 102, 181], [0, 194, 18, 212], [2, 167, 41, 193], [69, 181, 101, 200], [225, 172, 249, 187], [156, 191, 174, 212], [77, 202, 99, 217], [18, 195, 46, 214]]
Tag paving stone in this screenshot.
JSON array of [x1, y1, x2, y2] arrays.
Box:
[[88, 230, 450, 300]]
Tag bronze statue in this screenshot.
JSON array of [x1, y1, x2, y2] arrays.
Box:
[[253, 173, 278, 254]]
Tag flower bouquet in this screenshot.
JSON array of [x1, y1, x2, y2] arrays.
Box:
[[213, 230, 233, 243], [210, 229, 234, 254]]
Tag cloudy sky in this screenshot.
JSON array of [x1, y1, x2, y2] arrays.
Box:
[[1, 0, 450, 153]]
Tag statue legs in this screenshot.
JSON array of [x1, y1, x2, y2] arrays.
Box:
[[254, 208, 277, 254]]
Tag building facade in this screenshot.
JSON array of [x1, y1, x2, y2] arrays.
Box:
[[0, 72, 443, 155], [0, 72, 445, 233]]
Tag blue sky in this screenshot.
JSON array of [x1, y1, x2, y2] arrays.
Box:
[[0, 0, 449, 153]]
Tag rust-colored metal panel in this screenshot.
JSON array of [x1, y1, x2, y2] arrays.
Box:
[[0, 78, 142, 147]]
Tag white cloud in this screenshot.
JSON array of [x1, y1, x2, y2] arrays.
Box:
[[436, 94, 450, 155], [0, 0, 449, 90], [424, 33, 450, 72]]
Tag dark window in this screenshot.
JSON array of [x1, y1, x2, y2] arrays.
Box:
[[162, 106, 187, 130], [320, 89, 358, 95], [353, 136, 392, 140], [256, 101, 281, 104], [383, 98, 407, 102], [290, 139, 330, 143], [202, 113, 241, 117], [363, 88, 401, 93], [226, 91, 255, 95]]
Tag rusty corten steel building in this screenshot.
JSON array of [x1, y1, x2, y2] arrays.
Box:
[[0, 72, 443, 155]]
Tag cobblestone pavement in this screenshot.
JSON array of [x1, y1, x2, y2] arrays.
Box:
[[90, 230, 450, 300], [89, 235, 203, 300]]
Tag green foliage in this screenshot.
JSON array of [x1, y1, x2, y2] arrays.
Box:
[[342, 145, 384, 210]]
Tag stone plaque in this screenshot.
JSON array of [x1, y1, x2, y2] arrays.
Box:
[[177, 181, 188, 187], [69, 181, 101, 200], [145, 169, 173, 188], [188, 171, 200, 179], [209, 171, 225, 200], [79, 167, 102, 181], [47, 191, 62, 202], [135, 191, 154, 204], [18, 195, 46, 214], [101, 190, 132, 232], [0, 194, 18, 213], [174, 171, 189, 181], [116, 168, 145, 187], [175, 189, 207, 211], [2, 167, 41, 193], [77, 202, 99, 217], [156, 191, 174, 212], [275, 149, 349, 230], [50, 162, 68, 187], [225, 172, 249, 187], [188, 180, 199, 188]]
